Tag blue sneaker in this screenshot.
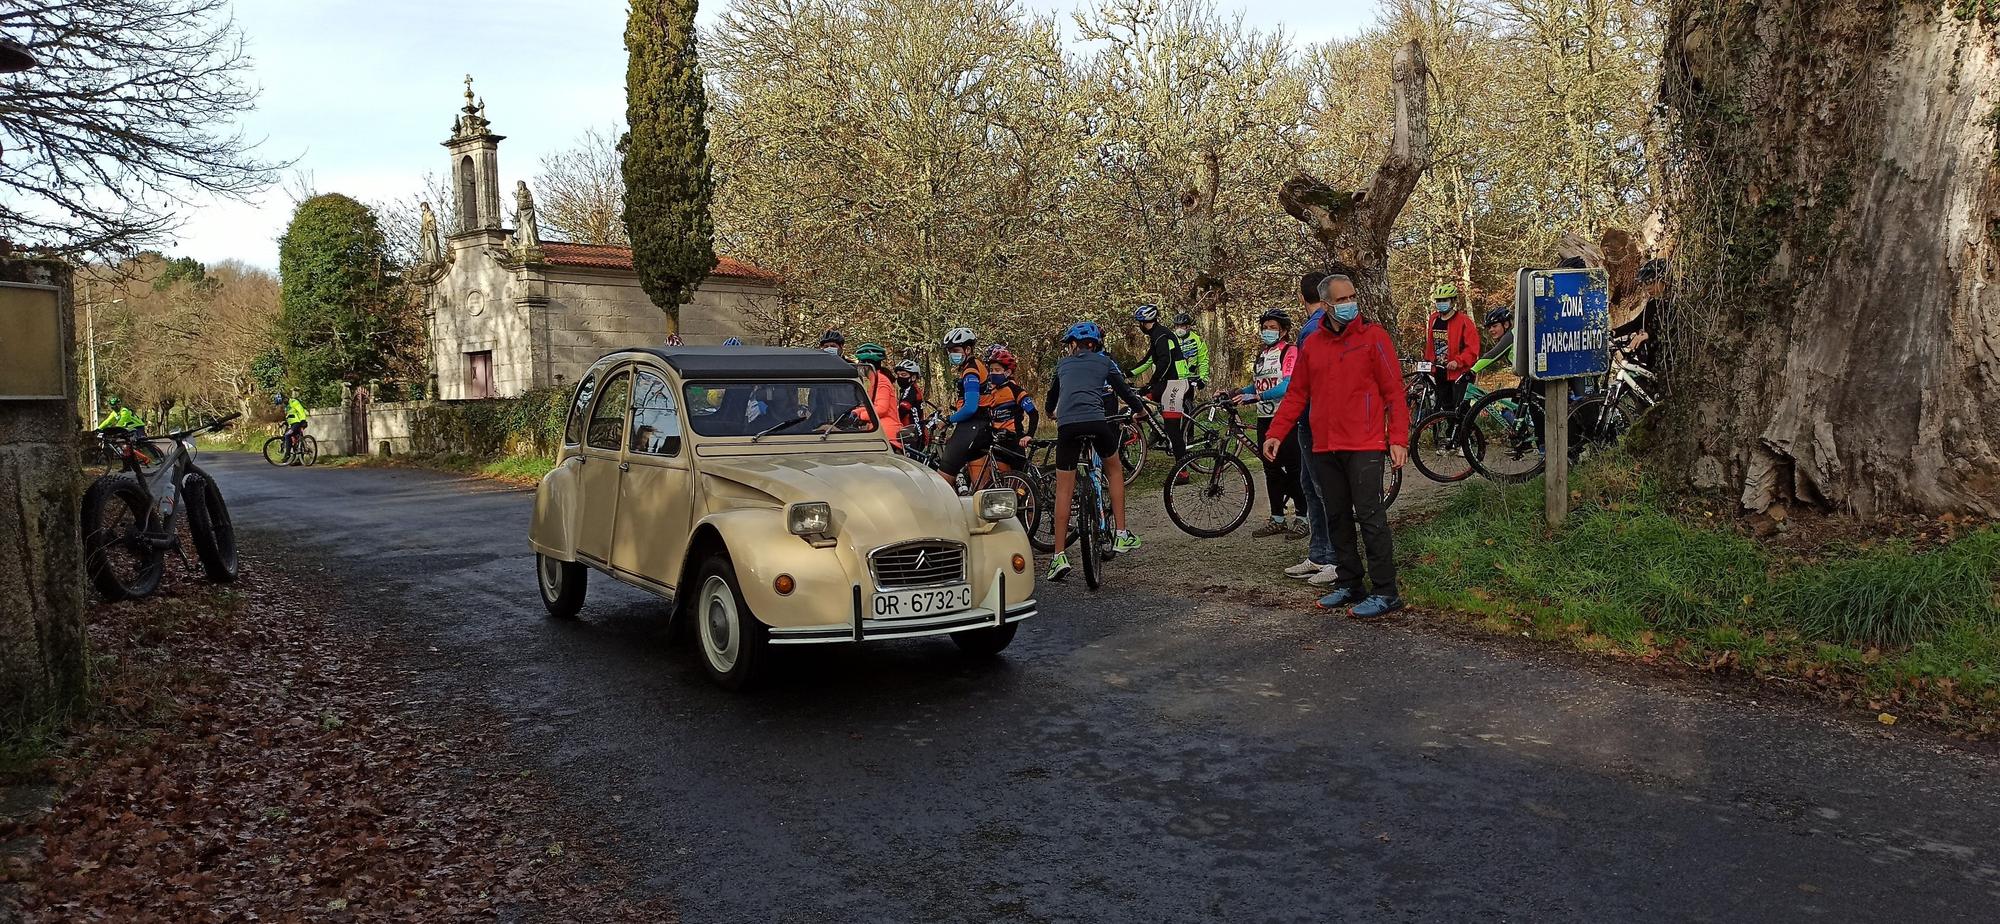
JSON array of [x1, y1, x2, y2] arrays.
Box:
[[1351, 594, 1406, 619], [1316, 587, 1363, 609]]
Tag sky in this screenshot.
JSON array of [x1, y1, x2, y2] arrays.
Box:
[[171, 0, 1381, 270]]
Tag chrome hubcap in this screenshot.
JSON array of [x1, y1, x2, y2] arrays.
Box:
[[700, 575, 739, 672], [539, 555, 560, 598]]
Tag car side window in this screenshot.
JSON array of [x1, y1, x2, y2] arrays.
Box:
[[628, 369, 681, 456], [563, 371, 599, 446], [585, 370, 631, 451]]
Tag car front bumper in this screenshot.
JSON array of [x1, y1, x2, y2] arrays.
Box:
[[767, 569, 1037, 645]]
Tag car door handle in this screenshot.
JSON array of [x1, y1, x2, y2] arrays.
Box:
[[619, 462, 630, 472]]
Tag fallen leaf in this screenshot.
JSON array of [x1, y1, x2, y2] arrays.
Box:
[[1878, 713, 1898, 726]]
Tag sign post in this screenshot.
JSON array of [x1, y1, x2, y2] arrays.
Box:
[[1515, 268, 1610, 529]]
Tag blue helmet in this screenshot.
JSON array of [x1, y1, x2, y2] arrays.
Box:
[[1063, 321, 1104, 345], [721, 337, 743, 346], [1133, 303, 1160, 323]]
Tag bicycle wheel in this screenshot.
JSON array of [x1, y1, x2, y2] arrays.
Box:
[[1118, 418, 1147, 485], [1404, 373, 1439, 422], [1163, 450, 1254, 538], [1410, 410, 1477, 483], [1383, 458, 1404, 508], [262, 436, 286, 466], [301, 435, 319, 465], [1077, 473, 1102, 591], [1464, 387, 1545, 483], [81, 474, 165, 601], [1567, 397, 1627, 461], [997, 470, 1042, 548], [182, 467, 239, 583]]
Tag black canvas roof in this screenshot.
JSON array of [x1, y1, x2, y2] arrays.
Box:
[[609, 346, 861, 380]]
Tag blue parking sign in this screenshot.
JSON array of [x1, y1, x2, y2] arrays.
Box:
[[1515, 268, 1610, 381]]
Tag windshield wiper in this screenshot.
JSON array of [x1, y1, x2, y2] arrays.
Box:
[[749, 413, 812, 443]]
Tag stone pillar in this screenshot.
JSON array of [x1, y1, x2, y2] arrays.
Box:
[[0, 257, 87, 733]]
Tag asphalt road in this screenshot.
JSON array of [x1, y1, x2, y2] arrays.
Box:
[[207, 453, 2000, 923]]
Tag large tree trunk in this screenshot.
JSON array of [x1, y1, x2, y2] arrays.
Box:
[[1279, 39, 1431, 345], [1657, 1, 2000, 517]]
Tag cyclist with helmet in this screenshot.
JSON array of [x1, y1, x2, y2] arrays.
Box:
[[934, 327, 993, 488], [1470, 306, 1516, 377], [96, 395, 145, 431], [276, 392, 309, 463], [817, 329, 847, 358], [1128, 303, 1190, 461], [1426, 283, 1481, 411], [853, 343, 903, 449], [1173, 312, 1211, 389], [892, 358, 925, 425], [1044, 321, 1148, 580], [983, 347, 1039, 466], [721, 337, 743, 346], [1234, 307, 1303, 537]]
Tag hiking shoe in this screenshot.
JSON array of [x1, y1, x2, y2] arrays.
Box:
[[1351, 595, 1406, 619], [1113, 531, 1142, 553], [1251, 520, 1289, 538], [1286, 517, 1310, 538], [1316, 587, 1363, 609], [1046, 552, 1072, 582], [1284, 559, 1325, 578], [1307, 565, 1343, 585]]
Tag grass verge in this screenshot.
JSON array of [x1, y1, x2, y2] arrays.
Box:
[[1400, 453, 2000, 736], [319, 451, 555, 486]]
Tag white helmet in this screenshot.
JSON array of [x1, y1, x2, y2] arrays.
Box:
[[941, 327, 977, 349]]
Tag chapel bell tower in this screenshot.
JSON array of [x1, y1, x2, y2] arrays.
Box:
[[443, 75, 505, 242]]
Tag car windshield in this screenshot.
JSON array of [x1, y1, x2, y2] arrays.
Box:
[[682, 380, 881, 439]]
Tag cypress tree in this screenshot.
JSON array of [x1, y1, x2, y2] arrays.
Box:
[[621, 0, 717, 326]]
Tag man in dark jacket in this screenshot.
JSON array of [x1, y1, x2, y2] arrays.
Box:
[[1130, 303, 1189, 460], [1262, 273, 1410, 619]]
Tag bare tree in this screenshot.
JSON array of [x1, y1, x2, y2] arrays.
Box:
[[0, 0, 284, 257], [535, 125, 629, 246]]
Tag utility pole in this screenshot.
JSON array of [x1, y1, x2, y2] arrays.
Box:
[[82, 276, 98, 421]]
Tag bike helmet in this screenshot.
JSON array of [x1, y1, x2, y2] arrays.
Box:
[[818, 329, 845, 347], [268, 394, 281, 406], [106, 395, 122, 406], [1133, 304, 1160, 323], [854, 342, 888, 365], [941, 327, 977, 349], [983, 342, 1009, 361], [1172, 312, 1194, 328], [894, 358, 921, 376], [1431, 282, 1460, 301], [1484, 307, 1513, 326], [1063, 321, 1104, 344], [721, 337, 743, 346], [986, 347, 1016, 371], [1257, 307, 1292, 330]]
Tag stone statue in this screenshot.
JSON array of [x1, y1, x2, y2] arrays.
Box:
[[514, 181, 541, 250], [418, 201, 440, 264]]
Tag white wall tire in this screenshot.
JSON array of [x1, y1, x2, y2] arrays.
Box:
[[537, 553, 587, 619], [695, 555, 769, 690]]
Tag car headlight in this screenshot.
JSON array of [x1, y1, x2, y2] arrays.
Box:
[[976, 488, 1017, 522], [788, 501, 834, 537]]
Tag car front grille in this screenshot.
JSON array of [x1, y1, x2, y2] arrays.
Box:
[[870, 540, 966, 590]]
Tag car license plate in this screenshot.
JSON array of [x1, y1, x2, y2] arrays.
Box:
[[873, 584, 973, 619], [1414, 361, 1434, 373]]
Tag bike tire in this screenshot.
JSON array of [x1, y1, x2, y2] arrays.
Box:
[[1463, 387, 1545, 483], [1163, 450, 1254, 538], [262, 436, 286, 466], [997, 470, 1041, 548], [1410, 410, 1476, 483], [81, 474, 165, 601], [301, 435, 319, 466], [1567, 397, 1625, 462], [1078, 475, 1102, 591], [182, 467, 239, 583], [1404, 373, 1439, 422], [1118, 418, 1147, 485], [1383, 458, 1404, 508]]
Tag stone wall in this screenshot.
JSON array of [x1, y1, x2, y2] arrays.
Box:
[[304, 399, 428, 457], [0, 258, 87, 732]]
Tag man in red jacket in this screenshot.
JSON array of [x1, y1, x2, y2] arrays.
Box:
[[1261, 273, 1410, 618], [1426, 283, 1480, 411]]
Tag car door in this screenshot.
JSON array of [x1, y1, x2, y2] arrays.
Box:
[[611, 366, 695, 591], [576, 365, 631, 565]]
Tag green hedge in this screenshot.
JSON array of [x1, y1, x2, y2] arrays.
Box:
[[408, 386, 570, 457]]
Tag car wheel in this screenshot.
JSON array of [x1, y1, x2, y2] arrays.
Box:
[[695, 555, 770, 691], [952, 622, 1018, 658], [537, 553, 587, 619]]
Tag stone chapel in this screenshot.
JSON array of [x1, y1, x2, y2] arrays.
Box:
[[414, 79, 778, 401]]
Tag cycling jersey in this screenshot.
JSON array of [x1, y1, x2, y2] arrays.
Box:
[[97, 407, 143, 430], [1178, 329, 1211, 381], [1130, 326, 1188, 389], [1245, 341, 1297, 418], [945, 359, 991, 424], [285, 398, 309, 425], [986, 377, 1038, 436]]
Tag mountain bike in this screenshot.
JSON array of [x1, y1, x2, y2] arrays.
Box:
[[84, 413, 242, 601], [262, 424, 318, 466], [1165, 394, 1403, 538], [1402, 357, 1440, 422], [1113, 399, 1173, 485], [1458, 382, 1628, 483], [1070, 416, 1127, 591], [907, 416, 1044, 544], [1410, 382, 1492, 484]]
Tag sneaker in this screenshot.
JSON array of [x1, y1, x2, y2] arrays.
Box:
[[1173, 470, 1191, 485], [1316, 587, 1363, 609], [1251, 520, 1288, 538], [1307, 565, 1343, 585], [1113, 531, 1142, 553], [1350, 594, 1406, 619], [1046, 552, 1072, 582], [1286, 516, 1310, 538], [1284, 559, 1324, 578]]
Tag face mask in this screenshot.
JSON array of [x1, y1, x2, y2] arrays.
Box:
[[1175, 327, 1190, 338], [1259, 330, 1281, 346], [821, 346, 841, 355], [1436, 301, 1454, 314], [1332, 301, 1360, 324], [991, 371, 1010, 385], [948, 352, 966, 367]]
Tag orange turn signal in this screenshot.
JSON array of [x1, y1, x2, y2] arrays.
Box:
[[1011, 554, 1026, 573], [774, 574, 796, 595]]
